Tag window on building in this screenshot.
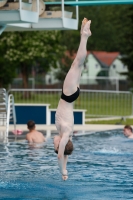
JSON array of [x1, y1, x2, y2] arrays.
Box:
[[84, 63, 87, 69], [95, 64, 99, 68], [113, 64, 116, 69]]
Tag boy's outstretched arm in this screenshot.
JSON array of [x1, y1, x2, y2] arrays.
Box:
[[57, 136, 69, 180]]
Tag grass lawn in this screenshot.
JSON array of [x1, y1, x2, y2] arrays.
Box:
[[86, 118, 133, 125], [12, 91, 133, 117]]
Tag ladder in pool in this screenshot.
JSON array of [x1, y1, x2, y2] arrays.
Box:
[[0, 88, 16, 139]]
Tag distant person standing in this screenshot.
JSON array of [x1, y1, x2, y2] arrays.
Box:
[[26, 120, 45, 143], [123, 125, 133, 139]]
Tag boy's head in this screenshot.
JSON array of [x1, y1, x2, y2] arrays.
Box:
[[27, 120, 35, 130], [54, 136, 73, 155], [123, 125, 132, 137]]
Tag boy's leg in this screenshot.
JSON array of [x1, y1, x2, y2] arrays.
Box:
[[63, 19, 91, 96], [72, 19, 91, 68]]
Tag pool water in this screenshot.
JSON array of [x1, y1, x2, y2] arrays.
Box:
[[0, 130, 133, 200]]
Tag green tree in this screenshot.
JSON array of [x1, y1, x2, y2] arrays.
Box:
[[0, 31, 66, 90], [55, 55, 73, 82], [0, 58, 16, 89], [117, 5, 133, 87], [96, 68, 109, 87], [60, 5, 130, 52], [60, 5, 133, 87], [0, 39, 16, 88]]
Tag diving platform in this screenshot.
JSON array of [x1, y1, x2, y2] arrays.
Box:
[[0, 0, 133, 34], [5, 17, 78, 31], [0, 0, 78, 33], [0, 0, 42, 24]]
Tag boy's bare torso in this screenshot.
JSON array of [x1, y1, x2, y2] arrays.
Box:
[[55, 99, 74, 136], [26, 130, 45, 143]]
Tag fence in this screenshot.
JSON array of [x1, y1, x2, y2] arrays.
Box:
[[10, 76, 130, 91], [8, 89, 133, 118], [80, 77, 129, 91]]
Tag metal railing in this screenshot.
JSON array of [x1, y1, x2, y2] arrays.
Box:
[[8, 89, 133, 117], [0, 88, 7, 126], [6, 94, 16, 138], [10, 76, 129, 91], [0, 88, 16, 138]]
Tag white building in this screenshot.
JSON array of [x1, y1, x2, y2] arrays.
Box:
[[81, 51, 128, 85], [109, 55, 128, 81], [45, 51, 128, 86]]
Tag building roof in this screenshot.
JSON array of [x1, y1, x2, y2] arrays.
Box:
[[88, 51, 120, 67], [65, 50, 120, 67]]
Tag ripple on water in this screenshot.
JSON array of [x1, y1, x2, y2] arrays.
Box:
[[0, 129, 133, 199]]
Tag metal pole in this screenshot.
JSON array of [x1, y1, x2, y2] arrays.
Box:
[[62, 0, 64, 19], [76, 0, 79, 24]]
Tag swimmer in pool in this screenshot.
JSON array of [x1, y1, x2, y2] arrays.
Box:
[[54, 18, 92, 181], [26, 120, 46, 143], [123, 125, 133, 139]]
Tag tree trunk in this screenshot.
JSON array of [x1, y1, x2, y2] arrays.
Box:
[[21, 63, 31, 99]]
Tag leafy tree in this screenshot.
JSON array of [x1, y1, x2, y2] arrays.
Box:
[[60, 5, 133, 87], [1, 4, 132, 89], [0, 39, 16, 88], [96, 69, 110, 87], [60, 5, 130, 52], [0, 58, 16, 89], [117, 5, 133, 87], [0, 31, 66, 90], [55, 55, 73, 82]]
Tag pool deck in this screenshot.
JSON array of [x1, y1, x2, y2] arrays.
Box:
[[0, 124, 124, 132]]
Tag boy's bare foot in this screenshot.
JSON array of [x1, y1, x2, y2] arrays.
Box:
[[80, 17, 91, 37], [80, 18, 88, 35]]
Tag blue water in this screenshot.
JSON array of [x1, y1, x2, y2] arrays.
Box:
[[0, 129, 133, 200]]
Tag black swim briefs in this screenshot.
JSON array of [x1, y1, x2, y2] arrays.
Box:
[[61, 87, 80, 103]]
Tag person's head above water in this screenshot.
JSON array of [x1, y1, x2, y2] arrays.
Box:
[[123, 125, 133, 138], [54, 136, 73, 155], [27, 120, 35, 131]]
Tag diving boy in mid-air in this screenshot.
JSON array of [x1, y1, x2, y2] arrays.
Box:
[[54, 18, 92, 180]]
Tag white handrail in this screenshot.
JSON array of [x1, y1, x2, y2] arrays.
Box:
[[6, 94, 16, 138]]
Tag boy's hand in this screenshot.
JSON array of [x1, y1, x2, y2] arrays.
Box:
[[62, 175, 68, 181], [62, 169, 68, 181]]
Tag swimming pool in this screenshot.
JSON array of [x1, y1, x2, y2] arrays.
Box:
[[0, 129, 133, 200]]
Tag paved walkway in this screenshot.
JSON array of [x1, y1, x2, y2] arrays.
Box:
[[0, 124, 124, 142]]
